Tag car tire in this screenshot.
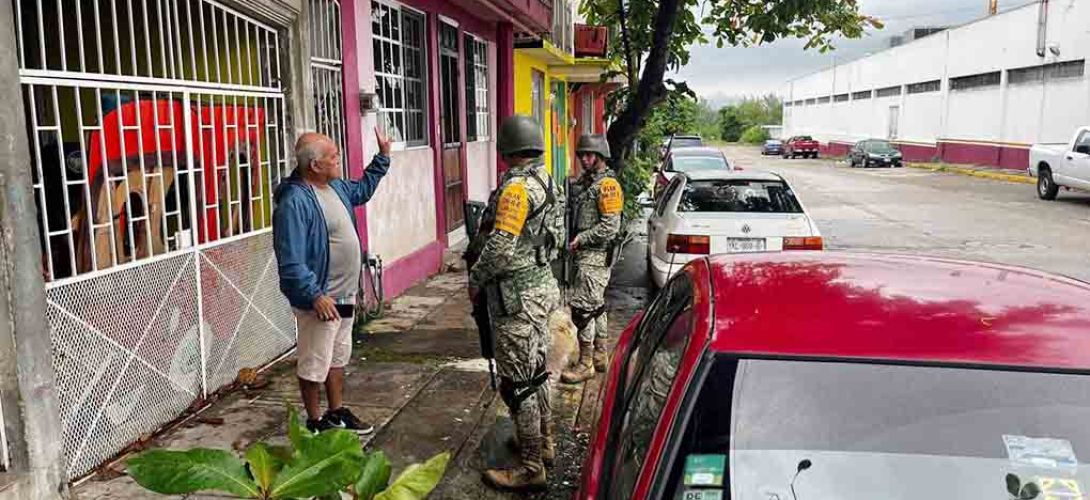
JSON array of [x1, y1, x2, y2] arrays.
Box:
[[1038, 166, 1059, 200]]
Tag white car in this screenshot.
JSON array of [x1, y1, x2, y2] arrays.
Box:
[[646, 170, 822, 287], [1029, 126, 1090, 199]]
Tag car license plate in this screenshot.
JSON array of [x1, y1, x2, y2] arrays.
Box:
[[726, 238, 766, 253]]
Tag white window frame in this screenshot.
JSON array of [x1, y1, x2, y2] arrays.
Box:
[[372, 0, 428, 147], [581, 94, 594, 134], [464, 34, 490, 142]]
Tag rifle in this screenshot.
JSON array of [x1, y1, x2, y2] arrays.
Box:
[[463, 200, 497, 389], [564, 177, 582, 292]]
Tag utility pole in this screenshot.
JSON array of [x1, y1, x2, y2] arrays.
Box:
[[989, 0, 999, 15], [0, 0, 68, 497]]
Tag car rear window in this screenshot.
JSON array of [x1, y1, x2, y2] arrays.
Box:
[[796, 136, 813, 141], [678, 180, 803, 213], [659, 357, 1090, 500], [671, 138, 704, 148], [671, 156, 729, 173], [867, 141, 897, 153]]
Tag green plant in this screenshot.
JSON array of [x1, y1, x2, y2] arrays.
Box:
[[618, 155, 654, 221], [740, 125, 770, 144], [126, 407, 449, 499]]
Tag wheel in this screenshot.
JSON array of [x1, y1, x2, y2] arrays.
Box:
[[812, 153, 819, 159], [1038, 166, 1059, 200], [848, 156, 856, 168]]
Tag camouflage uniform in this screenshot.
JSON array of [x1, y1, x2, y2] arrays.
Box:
[[562, 136, 622, 383], [471, 156, 560, 489]]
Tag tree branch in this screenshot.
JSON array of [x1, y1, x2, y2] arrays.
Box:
[[606, 0, 683, 169]]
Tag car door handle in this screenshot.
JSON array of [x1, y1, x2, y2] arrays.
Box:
[[1067, 155, 1075, 160]]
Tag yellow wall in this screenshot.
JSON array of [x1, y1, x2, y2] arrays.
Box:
[[513, 51, 569, 175]]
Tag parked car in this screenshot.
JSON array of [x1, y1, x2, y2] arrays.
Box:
[[760, 139, 783, 155], [653, 147, 733, 198], [848, 139, 903, 168], [783, 135, 820, 159], [661, 135, 704, 158], [577, 252, 1090, 500], [1029, 126, 1090, 200], [646, 170, 820, 287]]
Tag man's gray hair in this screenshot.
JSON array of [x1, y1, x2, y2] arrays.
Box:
[[295, 136, 326, 169]]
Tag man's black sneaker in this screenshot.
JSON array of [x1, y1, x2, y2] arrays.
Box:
[[305, 416, 338, 434], [326, 407, 375, 435]]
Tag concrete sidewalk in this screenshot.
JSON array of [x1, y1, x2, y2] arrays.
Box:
[[73, 245, 649, 499]]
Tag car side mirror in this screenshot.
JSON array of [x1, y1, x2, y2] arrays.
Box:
[[1076, 145, 1090, 155]]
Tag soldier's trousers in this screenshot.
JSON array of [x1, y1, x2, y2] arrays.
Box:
[[494, 284, 560, 447], [571, 260, 611, 343]]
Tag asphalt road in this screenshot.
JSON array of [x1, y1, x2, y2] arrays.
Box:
[[718, 144, 1090, 282]]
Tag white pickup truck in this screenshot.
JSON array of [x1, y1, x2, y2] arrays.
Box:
[[1029, 126, 1090, 200]]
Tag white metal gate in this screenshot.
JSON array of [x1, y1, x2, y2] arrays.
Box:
[[310, 0, 346, 159], [14, 0, 297, 479]]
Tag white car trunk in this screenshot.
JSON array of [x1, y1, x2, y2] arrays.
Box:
[[675, 212, 817, 253]]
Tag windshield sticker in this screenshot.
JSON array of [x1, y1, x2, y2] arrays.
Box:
[[683, 454, 726, 487], [681, 489, 723, 500], [1003, 435, 1078, 469]]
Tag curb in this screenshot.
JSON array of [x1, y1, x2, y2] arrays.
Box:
[[906, 162, 1035, 185]]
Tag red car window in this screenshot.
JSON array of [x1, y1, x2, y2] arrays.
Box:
[[606, 275, 695, 499]]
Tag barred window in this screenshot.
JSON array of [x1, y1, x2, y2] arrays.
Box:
[[1012, 59, 1086, 84], [805, 98, 816, 105], [784, 101, 793, 107], [876, 85, 902, 98], [834, 94, 850, 103], [1049, 59, 1085, 79], [950, 71, 1001, 91], [816, 96, 831, 104], [373, 2, 428, 145], [852, 90, 872, 100], [793, 100, 804, 106], [907, 80, 941, 94], [464, 36, 490, 141]]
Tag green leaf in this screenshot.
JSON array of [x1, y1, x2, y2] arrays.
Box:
[[245, 442, 287, 492], [287, 405, 313, 452], [374, 452, 450, 500], [126, 448, 261, 498], [269, 429, 364, 498], [355, 451, 393, 500]]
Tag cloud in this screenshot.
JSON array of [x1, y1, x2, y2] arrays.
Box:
[[674, 0, 1024, 101]]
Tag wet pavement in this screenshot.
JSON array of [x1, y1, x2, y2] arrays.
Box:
[[72, 234, 653, 499], [724, 144, 1090, 282]]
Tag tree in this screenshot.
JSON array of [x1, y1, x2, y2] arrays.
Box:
[[740, 124, 770, 144], [583, 0, 881, 172], [718, 106, 744, 142]]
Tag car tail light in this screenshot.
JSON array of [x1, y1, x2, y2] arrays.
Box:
[[667, 234, 710, 254], [783, 236, 824, 250]]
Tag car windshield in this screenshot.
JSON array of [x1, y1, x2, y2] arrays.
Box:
[[867, 141, 898, 154], [678, 180, 803, 213], [766, 140, 782, 145], [671, 138, 704, 149], [661, 357, 1090, 500], [796, 136, 813, 141], [671, 156, 729, 172]]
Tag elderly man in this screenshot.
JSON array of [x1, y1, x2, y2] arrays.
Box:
[[273, 129, 391, 433]]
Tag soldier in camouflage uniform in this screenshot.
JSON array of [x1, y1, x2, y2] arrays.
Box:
[[561, 134, 623, 384], [470, 115, 560, 491]]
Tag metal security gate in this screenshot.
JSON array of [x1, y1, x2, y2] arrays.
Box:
[[309, 0, 346, 158], [14, 0, 297, 479]]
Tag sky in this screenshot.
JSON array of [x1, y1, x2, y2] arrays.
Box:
[[674, 0, 1032, 106]]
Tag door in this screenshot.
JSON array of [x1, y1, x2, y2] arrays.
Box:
[[888, 105, 900, 140], [551, 80, 568, 183], [1062, 130, 1090, 189], [439, 21, 465, 232]]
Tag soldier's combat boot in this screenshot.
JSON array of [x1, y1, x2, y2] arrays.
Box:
[[541, 422, 556, 467], [561, 341, 595, 384], [593, 337, 610, 373], [483, 437, 547, 490]]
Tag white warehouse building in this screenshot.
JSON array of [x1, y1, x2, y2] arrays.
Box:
[[782, 0, 1089, 169]]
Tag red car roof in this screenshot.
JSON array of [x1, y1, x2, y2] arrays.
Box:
[[706, 252, 1090, 371]]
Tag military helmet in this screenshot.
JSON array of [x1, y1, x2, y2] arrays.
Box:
[[576, 134, 611, 158], [496, 115, 545, 157]]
